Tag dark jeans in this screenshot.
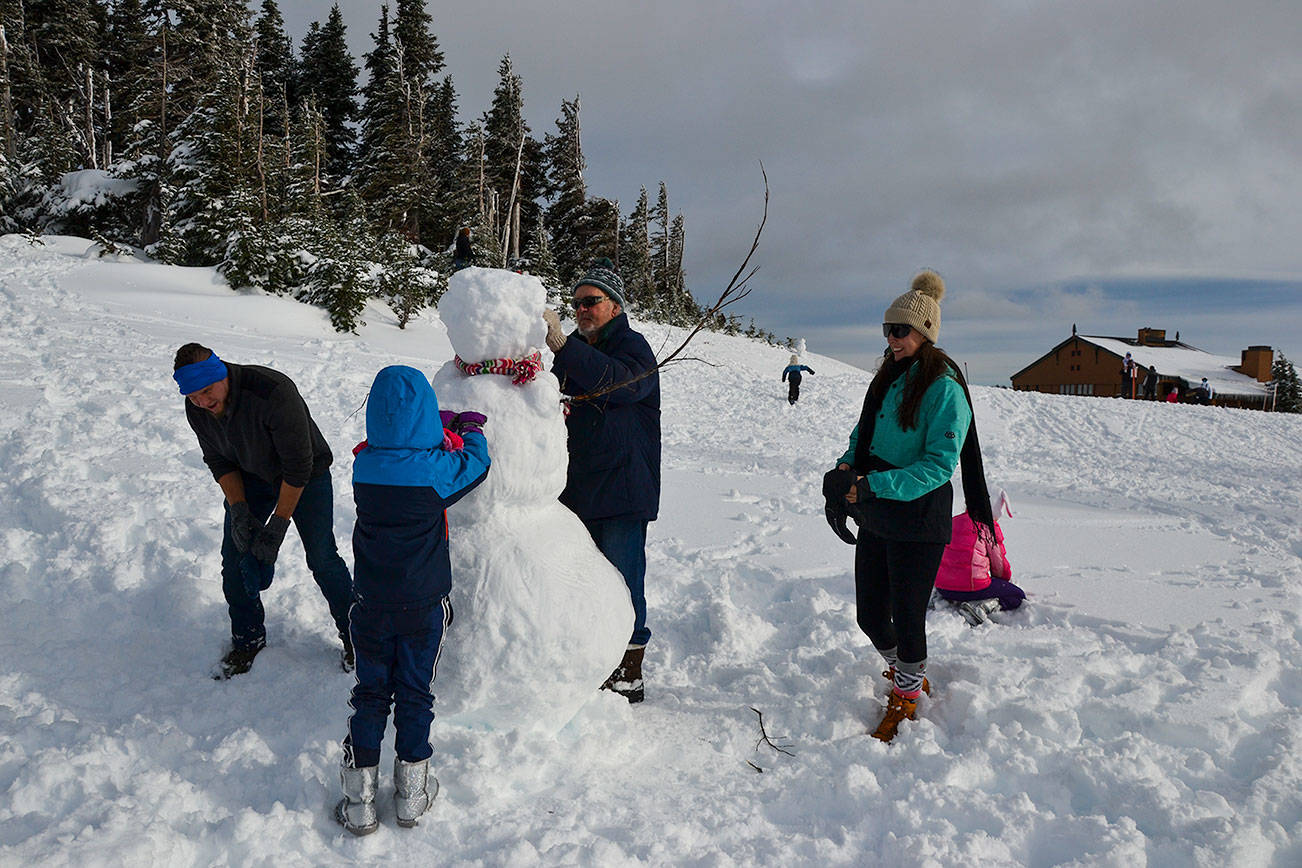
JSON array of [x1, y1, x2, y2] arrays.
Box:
[[584, 517, 651, 646], [787, 380, 801, 404], [344, 598, 451, 767], [854, 531, 946, 664], [221, 472, 354, 650], [936, 578, 1026, 610]]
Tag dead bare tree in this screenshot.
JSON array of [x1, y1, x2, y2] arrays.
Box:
[[565, 165, 769, 406]]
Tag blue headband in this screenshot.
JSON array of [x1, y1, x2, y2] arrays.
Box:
[[174, 354, 228, 395]]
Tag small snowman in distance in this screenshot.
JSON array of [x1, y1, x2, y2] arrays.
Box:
[[431, 267, 634, 734]]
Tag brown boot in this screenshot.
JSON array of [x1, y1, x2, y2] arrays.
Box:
[[600, 645, 645, 704], [871, 690, 918, 743], [882, 668, 930, 696]]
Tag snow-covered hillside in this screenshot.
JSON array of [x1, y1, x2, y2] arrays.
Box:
[[1, 236, 1299, 866]]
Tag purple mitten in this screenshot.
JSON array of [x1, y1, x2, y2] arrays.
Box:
[[439, 410, 457, 428], [452, 411, 487, 436]]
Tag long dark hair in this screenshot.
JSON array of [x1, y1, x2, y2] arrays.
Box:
[[867, 341, 957, 430]]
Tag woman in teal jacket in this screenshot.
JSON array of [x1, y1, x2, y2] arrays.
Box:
[[823, 271, 994, 743]]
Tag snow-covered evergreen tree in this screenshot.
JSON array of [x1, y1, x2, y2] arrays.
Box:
[[253, 0, 295, 141], [1270, 353, 1301, 413], [295, 4, 357, 178], [619, 186, 652, 310], [522, 209, 564, 305], [481, 53, 543, 262], [543, 95, 586, 284]]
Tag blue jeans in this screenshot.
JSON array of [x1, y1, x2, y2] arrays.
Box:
[[221, 472, 354, 650], [583, 517, 651, 647], [344, 599, 451, 767]]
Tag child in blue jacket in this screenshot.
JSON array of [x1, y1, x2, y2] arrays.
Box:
[[335, 365, 490, 836]]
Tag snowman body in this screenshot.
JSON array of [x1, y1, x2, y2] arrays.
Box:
[[431, 267, 634, 733]]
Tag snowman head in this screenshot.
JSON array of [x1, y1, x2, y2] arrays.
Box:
[[440, 267, 548, 363]]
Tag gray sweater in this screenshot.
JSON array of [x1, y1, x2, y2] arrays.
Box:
[[185, 363, 332, 488]]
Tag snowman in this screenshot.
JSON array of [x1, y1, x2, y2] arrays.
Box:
[[430, 267, 634, 733]]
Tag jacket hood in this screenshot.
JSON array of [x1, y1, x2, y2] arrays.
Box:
[[365, 365, 441, 449]]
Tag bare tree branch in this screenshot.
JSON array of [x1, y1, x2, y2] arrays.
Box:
[[564, 165, 769, 405], [750, 706, 794, 757]]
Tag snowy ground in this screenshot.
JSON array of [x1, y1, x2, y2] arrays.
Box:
[[1, 235, 1299, 867]]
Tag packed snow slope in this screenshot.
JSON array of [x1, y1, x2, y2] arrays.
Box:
[[1, 236, 1300, 867]]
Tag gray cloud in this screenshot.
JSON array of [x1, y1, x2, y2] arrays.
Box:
[[292, 1, 1302, 382]]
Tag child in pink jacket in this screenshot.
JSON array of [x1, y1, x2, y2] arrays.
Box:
[[934, 492, 1024, 625]]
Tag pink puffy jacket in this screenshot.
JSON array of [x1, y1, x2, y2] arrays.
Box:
[[934, 513, 1011, 593]]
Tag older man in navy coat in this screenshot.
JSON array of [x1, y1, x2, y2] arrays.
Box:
[[543, 258, 660, 703]]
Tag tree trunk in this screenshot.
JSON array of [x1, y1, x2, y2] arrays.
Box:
[[0, 26, 16, 163]]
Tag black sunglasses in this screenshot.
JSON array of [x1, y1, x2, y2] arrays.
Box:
[[571, 295, 609, 310], [883, 323, 913, 339]]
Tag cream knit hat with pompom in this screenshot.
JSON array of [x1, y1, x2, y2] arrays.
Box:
[[883, 270, 946, 343]]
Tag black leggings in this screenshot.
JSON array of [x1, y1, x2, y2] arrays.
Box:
[[854, 532, 946, 664]]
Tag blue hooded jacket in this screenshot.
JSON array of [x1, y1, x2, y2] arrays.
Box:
[[352, 366, 490, 610]]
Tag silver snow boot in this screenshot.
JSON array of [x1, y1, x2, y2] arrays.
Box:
[[335, 764, 379, 836], [394, 757, 438, 828], [958, 598, 1001, 626]]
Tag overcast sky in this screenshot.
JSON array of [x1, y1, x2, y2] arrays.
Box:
[[286, 1, 1302, 384]]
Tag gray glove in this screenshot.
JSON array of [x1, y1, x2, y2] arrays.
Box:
[[543, 308, 567, 352], [251, 514, 291, 564], [229, 501, 257, 553]]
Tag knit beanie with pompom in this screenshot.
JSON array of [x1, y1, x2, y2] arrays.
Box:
[[883, 270, 946, 343]]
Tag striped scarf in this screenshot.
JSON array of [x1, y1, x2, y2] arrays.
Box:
[[453, 351, 543, 386]]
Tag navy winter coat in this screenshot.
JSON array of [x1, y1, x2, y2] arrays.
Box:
[[352, 366, 490, 610], [551, 313, 661, 522]]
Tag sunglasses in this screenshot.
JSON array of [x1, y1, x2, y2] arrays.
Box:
[[883, 323, 913, 339], [571, 295, 609, 310]]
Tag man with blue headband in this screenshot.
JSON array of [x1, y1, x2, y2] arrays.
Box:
[[173, 343, 354, 679]]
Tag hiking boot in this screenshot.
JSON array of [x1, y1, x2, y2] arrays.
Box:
[[871, 690, 918, 743], [600, 645, 645, 704], [339, 630, 355, 673], [883, 668, 930, 696], [335, 764, 379, 836], [393, 757, 439, 828], [213, 639, 266, 680], [958, 598, 1001, 626]]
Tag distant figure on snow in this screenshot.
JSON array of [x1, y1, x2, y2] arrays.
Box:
[[781, 355, 816, 404], [336, 366, 490, 836], [1141, 366, 1158, 400], [171, 343, 354, 680], [1166, 386, 1179, 403], [934, 490, 1024, 625], [452, 227, 473, 271], [1120, 352, 1137, 398], [1197, 377, 1214, 405]]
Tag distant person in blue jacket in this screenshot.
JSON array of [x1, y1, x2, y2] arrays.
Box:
[[543, 258, 660, 704], [335, 366, 490, 836], [782, 355, 816, 404]]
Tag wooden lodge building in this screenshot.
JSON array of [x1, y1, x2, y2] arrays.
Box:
[[1010, 327, 1274, 409]]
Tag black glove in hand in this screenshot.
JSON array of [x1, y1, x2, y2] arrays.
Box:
[[824, 503, 858, 545], [822, 467, 856, 502], [229, 501, 257, 553], [251, 514, 291, 564], [822, 467, 859, 544]]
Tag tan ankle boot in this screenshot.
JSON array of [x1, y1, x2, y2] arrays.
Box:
[[871, 691, 918, 743]]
